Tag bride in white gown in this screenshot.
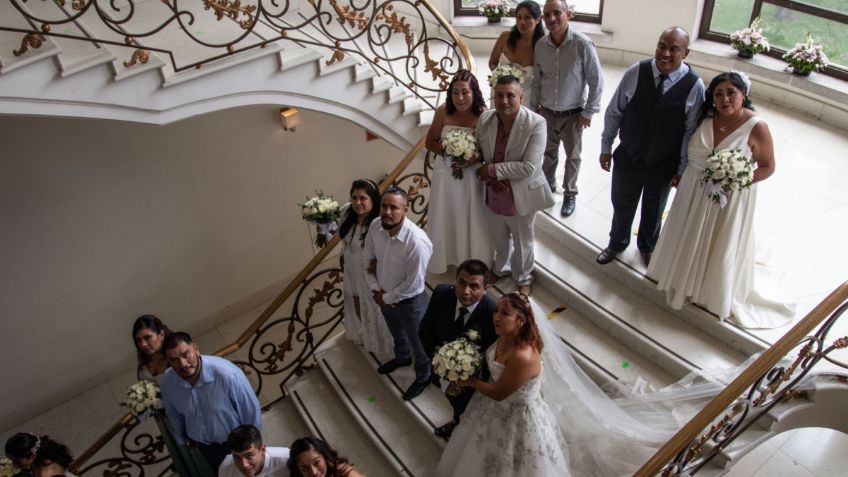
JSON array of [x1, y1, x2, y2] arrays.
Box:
[[487, 1, 544, 106]]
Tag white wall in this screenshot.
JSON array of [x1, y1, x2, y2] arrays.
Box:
[[601, 0, 704, 54], [0, 106, 402, 428]]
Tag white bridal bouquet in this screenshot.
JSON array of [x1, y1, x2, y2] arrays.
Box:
[[729, 17, 770, 58], [1, 457, 20, 477], [121, 380, 164, 419], [489, 62, 526, 88], [701, 147, 754, 208], [299, 191, 341, 248], [432, 330, 483, 396], [441, 128, 477, 180]]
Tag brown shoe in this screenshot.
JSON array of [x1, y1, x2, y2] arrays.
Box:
[[518, 284, 533, 296], [596, 247, 619, 265]]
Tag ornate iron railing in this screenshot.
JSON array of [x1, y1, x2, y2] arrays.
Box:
[[1, 0, 473, 109], [635, 281, 848, 476]]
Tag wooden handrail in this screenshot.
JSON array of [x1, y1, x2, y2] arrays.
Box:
[[634, 280, 848, 476]]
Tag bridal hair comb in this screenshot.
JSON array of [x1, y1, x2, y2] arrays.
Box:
[[30, 434, 41, 455], [730, 69, 752, 95]]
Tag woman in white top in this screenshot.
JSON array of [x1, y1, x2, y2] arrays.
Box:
[[487, 1, 544, 105], [132, 314, 171, 383]]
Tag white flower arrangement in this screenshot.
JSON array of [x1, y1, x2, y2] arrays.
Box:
[[432, 331, 483, 396], [298, 191, 341, 247], [488, 62, 527, 88], [121, 380, 164, 419], [478, 0, 511, 20], [1, 457, 20, 477], [729, 17, 770, 57], [783, 33, 830, 75], [701, 147, 754, 208], [441, 128, 478, 180]]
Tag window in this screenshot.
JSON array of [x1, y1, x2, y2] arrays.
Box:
[[454, 0, 603, 23], [701, 0, 848, 80]]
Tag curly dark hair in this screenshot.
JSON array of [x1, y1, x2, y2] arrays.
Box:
[[32, 436, 73, 471], [698, 71, 755, 125], [507, 1, 545, 52], [338, 179, 381, 245], [501, 293, 543, 353], [287, 436, 351, 477], [445, 69, 486, 116]]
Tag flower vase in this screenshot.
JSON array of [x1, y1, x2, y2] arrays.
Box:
[[736, 50, 754, 59], [487, 16, 501, 23], [792, 67, 811, 77]]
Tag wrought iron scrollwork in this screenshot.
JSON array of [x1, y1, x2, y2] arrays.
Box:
[[78, 416, 171, 477], [1, 0, 470, 108]]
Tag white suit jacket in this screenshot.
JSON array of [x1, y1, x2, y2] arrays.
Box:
[[476, 107, 554, 216]]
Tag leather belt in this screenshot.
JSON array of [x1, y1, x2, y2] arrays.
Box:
[[542, 106, 584, 117]]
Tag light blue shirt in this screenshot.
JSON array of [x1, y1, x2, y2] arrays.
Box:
[[531, 27, 603, 118], [161, 355, 261, 445], [600, 60, 705, 175]]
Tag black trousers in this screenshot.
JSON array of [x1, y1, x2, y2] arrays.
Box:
[[198, 441, 230, 474], [608, 160, 674, 253]]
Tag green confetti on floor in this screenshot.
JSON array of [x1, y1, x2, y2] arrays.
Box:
[[621, 361, 630, 369], [367, 396, 376, 402]]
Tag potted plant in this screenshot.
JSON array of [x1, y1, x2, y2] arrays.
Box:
[[729, 17, 770, 59], [478, 0, 511, 23], [783, 33, 830, 76]]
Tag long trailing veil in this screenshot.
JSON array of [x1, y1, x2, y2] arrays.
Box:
[[531, 300, 751, 476]]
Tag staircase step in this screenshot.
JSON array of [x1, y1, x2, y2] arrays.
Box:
[[354, 63, 378, 82], [388, 85, 413, 104], [260, 394, 314, 449], [162, 43, 283, 87], [279, 46, 323, 72], [402, 97, 426, 116], [0, 0, 63, 74], [318, 54, 359, 77], [284, 365, 398, 476], [316, 337, 444, 476], [371, 75, 394, 93], [418, 109, 435, 128]]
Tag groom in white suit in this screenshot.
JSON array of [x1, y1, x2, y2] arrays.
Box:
[[475, 75, 554, 295]]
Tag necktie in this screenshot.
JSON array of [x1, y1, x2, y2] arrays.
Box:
[[456, 307, 469, 325], [656, 73, 669, 97]]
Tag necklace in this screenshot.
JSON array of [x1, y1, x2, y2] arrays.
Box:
[[715, 113, 745, 132]]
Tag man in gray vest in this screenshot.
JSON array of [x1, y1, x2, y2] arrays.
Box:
[[597, 26, 705, 266]]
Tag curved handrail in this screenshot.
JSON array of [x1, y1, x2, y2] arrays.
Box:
[[634, 281, 848, 476]]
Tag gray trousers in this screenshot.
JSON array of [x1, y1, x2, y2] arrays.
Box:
[[487, 207, 536, 286], [540, 107, 583, 196], [381, 292, 431, 381]]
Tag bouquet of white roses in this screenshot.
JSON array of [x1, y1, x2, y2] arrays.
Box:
[[489, 62, 526, 88], [730, 17, 770, 57], [121, 380, 164, 420], [442, 128, 477, 180], [298, 191, 341, 248], [432, 330, 483, 396], [783, 33, 829, 75], [701, 147, 754, 208], [478, 0, 511, 20], [1, 457, 20, 477]]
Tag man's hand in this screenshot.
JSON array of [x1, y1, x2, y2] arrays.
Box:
[[367, 259, 377, 275], [373, 290, 389, 307], [491, 179, 510, 193], [576, 115, 592, 129], [475, 164, 490, 181], [599, 153, 613, 172], [670, 175, 681, 188]]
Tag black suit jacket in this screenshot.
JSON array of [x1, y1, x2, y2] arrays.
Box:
[[419, 284, 497, 361]]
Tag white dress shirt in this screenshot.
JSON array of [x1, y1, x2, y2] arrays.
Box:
[[218, 447, 290, 477], [363, 217, 433, 305]]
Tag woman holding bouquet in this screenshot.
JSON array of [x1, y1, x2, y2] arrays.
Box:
[[337, 179, 393, 356], [648, 71, 794, 328], [487, 1, 544, 105], [132, 315, 172, 383], [425, 70, 493, 274]]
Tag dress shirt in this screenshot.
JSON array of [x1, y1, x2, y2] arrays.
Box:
[[363, 217, 433, 305], [455, 300, 479, 326], [485, 119, 517, 216], [218, 447, 290, 477], [531, 28, 603, 118], [161, 355, 261, 446], [601, 60, 705, 175]]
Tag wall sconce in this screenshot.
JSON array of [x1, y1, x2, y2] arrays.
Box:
[[279, 107, 301, 131]]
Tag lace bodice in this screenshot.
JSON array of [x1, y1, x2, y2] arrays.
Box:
[[485, 342, 543, 404]]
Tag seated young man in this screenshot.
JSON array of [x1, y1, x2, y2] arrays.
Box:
[[219, 425, 290, 477]]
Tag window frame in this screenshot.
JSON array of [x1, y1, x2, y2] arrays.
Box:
[[700, 0, 848, 80], [453, 0, 604, 23]]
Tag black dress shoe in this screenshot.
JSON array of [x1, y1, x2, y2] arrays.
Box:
[[434, 421, 457, 440], [560, 196, 576, 217], [596, 247, 619, 265], [377, 359, 412, 375], [640, 251, 652, 266], [403, 379, 430, 400]]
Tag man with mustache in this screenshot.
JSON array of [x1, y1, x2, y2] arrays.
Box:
[[160, 332, 261, 472], [597, 26, 705, 267], [363, 186, 434, 401]]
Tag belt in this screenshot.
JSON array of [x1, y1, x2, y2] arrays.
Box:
[[542, 106, 583, 117]]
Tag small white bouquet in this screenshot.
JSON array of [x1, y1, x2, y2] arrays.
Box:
[[1, 457, 20, 477], [783, 33, 829, 75], [478, 0, 511, 21], [730, 17, 770, 58], [299, 191, 341, 248], [432, 330, 483, 396], [701, 147, 754, 208], [121, 380, 164, 420], [442, 128, 477, 180], [489, 62, 527, 88]]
